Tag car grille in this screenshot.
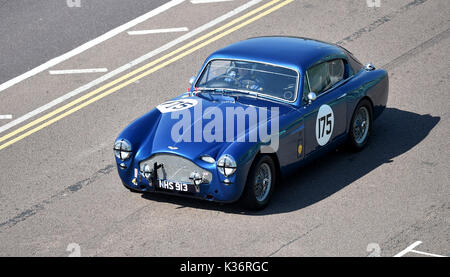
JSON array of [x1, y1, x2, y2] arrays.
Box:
[[139, 153, 212, 184]]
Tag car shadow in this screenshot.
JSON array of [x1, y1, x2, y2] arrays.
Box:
[[141, 108, 440, 215]]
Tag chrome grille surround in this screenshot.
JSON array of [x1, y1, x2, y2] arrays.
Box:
[[139, 153, 212, 184]]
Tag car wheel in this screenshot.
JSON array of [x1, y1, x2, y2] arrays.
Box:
[[240, 155, 276, 210], [348, 99, 373, 151]]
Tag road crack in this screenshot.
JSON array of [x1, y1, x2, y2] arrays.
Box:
[[0, 164, 115, 232], [382, 27, 450, 70], [268, 224, 322, 257], [336, 0, 428, 45]]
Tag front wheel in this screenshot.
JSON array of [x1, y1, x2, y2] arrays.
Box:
[[348, 99, 373, 151], [240, 155, 276, 210]]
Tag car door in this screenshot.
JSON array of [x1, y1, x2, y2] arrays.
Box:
[[301, 59, 348, 158]]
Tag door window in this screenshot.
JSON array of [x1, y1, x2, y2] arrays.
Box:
[[305, 59, 346, 96]]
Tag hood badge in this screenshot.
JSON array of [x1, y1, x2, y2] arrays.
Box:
[[168, 146, 178, 150]]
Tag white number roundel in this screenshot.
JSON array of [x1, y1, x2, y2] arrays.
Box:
[[315, 104, 334, 146], [156, 99, 198, 113]]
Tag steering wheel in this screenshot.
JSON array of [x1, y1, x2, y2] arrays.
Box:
[[240, 78, 257, 89], [239, 77, 264, 91]]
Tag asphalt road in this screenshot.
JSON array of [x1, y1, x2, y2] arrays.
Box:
[[0, 0, 169, 84], [0, 0, 448, 257]]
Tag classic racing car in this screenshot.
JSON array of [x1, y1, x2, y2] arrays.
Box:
[[114, 36, 389, 210]]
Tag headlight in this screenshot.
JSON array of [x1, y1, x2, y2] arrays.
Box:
[[143, 164, 152, 179], [114, 139, 132, 161], [189, 171, 203, 185], [217, 154, 237, 177]]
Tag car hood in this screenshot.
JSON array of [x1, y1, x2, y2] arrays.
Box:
[[133, 93, 298, 161]]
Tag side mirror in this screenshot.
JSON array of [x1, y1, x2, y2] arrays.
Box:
[[365, 63, 376, 71], [307, 92, 317, 104], [189, 76, 196, 86]]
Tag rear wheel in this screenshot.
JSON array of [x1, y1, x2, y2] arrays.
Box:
[[348, 99, 373, 151], [240, 155, 276, 210]]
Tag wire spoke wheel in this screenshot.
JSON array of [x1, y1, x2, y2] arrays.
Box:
[[353, 106, 370, 144], [254, 163, 272, 202], [241, 155, 276, 210], [348, 99, 373, 152]]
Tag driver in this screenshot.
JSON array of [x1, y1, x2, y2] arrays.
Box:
[[225, 61, 263, 91]]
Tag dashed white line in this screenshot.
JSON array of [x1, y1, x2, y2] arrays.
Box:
[[128, 27, 189, 35], [0, 0, 263, 135], [191, 0, 234, 3], [0, 115, 13, 120], [0, 0, 185, 94], [49, 68, 109, 75]]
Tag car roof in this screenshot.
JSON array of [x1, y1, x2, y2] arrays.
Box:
[[207, 36, 347, 72]]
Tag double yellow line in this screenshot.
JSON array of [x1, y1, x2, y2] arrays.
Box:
[[0, 0, 293, 151]]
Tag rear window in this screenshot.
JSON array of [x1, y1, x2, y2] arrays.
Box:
[[342, 48, 363, 74]]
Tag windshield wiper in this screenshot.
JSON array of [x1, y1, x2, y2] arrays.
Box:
[[195, 88, 233, 101], [197, 88, 258, 98], [224, 89, 259, 99], [196, 88, 231, 94]]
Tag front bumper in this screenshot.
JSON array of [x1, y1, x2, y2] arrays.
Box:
[[116, 153, 248, 203]]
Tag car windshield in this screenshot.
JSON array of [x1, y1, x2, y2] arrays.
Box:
[[195, 59, 299, 102]]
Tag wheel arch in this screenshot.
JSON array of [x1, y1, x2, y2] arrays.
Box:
[[252, 151, 281, 185], [347, 96, 374, 134]]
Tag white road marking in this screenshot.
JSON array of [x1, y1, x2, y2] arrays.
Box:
[[128, 27, 189, 35], [0, 0, 263, 135], [409, 250, 446, 257], [0, 0, 185, 94], [191, 0, 234, 4], [394, 241, 447, 257], [49, 68, 108, 75], [394, 241, 423, 257], [0, 115, 13, 120]]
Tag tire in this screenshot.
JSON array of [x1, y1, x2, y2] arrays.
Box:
[[240, 155, 277, 210], [348, 99, 373, 151]]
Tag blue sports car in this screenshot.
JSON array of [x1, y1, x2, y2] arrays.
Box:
[[114, 36, 389, 210]]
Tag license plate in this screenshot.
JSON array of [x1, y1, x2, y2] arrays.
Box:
[[157, 179, 196, 193]]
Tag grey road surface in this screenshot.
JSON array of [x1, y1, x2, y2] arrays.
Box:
[[0, 0, 448, 257], [0, 0, 169, 84]]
